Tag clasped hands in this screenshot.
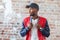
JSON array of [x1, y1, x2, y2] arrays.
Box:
[[27, 23, 42, 30]]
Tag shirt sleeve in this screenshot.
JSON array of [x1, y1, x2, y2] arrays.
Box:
[[40, 20, 50, 37], [20, 22, 29, 37]]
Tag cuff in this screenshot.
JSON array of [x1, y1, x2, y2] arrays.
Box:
[[40, 27, 44, 31], [25, 27, 30, 31]]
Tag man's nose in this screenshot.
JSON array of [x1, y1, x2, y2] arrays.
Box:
[[31, 9, 33, 12], [31, 9, 34, 12]]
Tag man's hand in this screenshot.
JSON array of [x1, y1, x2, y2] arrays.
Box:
[[36, 24, 42, 29], [27, 23, 33, 29]]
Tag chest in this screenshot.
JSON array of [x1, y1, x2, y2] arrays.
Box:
[[24, 17, 46, 28]]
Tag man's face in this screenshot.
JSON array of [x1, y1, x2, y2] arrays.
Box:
[[29, 7, 38, 16]]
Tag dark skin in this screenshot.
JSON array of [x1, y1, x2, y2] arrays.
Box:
[[28, 7, 41, 29]]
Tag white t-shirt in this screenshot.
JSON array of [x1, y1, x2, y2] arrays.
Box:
[[31, 18, 38, 40]]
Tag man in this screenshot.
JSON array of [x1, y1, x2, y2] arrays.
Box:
[[20, 3, 50, 40]]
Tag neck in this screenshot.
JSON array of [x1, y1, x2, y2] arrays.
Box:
[[31, 15, 38, 20]]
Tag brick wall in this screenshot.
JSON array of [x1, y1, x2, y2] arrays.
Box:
[[0, 0, 60, 40]]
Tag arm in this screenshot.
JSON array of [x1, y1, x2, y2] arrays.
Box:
[[40, 20, 50, 37], [20, 22, 29, 37]]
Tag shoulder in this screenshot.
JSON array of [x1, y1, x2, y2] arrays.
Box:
[[24, 16, 30, 20], [39, 16, 47, 21], [23, 16, 30, 22]]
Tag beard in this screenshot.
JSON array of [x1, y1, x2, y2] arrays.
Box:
[[30, 13, 36, 16]]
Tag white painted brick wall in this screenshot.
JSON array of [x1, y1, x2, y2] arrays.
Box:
[[0, 0, 60, 40]]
